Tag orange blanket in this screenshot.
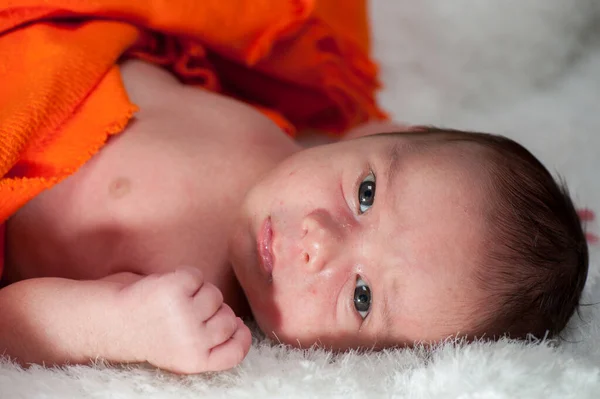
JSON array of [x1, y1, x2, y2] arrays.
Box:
[[0, 0, 386, 225]]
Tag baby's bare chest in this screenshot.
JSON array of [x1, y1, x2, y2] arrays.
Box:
[[6, 74, 292, 287]]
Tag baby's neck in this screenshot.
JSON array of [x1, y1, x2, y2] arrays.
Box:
[[223, 270, 252, 318]]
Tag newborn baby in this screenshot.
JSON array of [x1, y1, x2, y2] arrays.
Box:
[[0, 60, 590, 374]]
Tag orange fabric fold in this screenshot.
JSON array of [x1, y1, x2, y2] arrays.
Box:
[[0, 0, 387, 229]]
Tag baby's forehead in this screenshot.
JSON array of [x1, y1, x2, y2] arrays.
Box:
[[356, 130, 492, 158], [374, 133, 494, 176], [375, 135, 493, 241], [342, 132, 498, 207]]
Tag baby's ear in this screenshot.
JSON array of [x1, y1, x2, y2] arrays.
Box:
[[342, 121, 413, 140]]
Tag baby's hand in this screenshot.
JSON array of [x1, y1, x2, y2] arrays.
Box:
[[119, 267, 251, 374], [578, 208, 598, 244]]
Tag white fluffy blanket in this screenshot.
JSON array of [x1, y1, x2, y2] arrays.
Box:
[[2, 1, 600, 397]]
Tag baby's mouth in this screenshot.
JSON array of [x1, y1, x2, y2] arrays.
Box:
[[257, 216, 275, 278]]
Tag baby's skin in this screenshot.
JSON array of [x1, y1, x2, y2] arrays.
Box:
[[1, 60, 596, 374]]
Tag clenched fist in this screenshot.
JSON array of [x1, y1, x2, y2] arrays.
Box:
[[118, 267, 252, 374]]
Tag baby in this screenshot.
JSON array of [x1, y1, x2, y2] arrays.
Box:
[[0, 59, 590, 374]]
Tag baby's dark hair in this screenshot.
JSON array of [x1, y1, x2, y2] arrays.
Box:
[[411, 127, 589, 340]]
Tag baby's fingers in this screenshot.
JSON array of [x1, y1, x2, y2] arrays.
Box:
[[204, 304, 238, 348], [586, 232, 598, 244], [193, 282, 224, 321], [206, 318, 251, 371]]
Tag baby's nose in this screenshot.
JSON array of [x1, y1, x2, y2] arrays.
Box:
[[300, 210, 344, 273]]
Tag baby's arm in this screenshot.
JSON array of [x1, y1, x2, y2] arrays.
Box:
[[0, 268, 251, 373], [0, 276, 129, 366]]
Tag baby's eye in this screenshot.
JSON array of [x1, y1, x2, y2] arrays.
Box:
[[354, 276, 371, 319], [358, 172, 376, 214]]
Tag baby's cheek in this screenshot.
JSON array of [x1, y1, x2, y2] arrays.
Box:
[[270, 293, 325, 341]]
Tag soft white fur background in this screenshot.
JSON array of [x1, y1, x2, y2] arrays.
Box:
[[2, 0, 600, 397]]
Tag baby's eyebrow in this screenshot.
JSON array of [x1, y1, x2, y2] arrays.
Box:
[[375, 257, 407, 339], [384, 143, 402, 193], [377, 143, 402, 335], [380, 289, 394, 333]]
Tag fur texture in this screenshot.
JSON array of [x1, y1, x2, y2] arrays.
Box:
[[2, 0, 600, 397]]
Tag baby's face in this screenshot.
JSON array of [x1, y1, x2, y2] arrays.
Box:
[[230, 133, 490, 349]]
